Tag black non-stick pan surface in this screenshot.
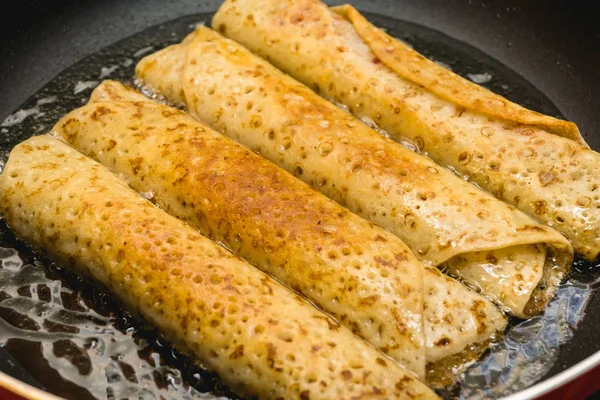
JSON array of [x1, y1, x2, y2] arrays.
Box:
[[0, 1, 599, 399]]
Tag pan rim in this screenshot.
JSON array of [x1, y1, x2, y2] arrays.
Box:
[[0, 371, 61, 400]]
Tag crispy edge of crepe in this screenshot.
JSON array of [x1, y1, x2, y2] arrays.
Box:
[[332, 4, 587, 147]]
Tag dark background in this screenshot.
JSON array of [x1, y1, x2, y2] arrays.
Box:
[[1, 0, 599, 142]]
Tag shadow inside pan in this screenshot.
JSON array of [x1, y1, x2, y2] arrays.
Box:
[[0, 11, 599, 400]]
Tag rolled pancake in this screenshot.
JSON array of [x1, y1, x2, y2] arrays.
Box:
[[135, 27, 573, 318], [0, 135, 438, 400], [212, 0, 600, 261], [53, 80, 507, 380]]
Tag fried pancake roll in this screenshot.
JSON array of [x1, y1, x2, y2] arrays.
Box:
[[0, 135, 438, 399], [135, 27, 573, 319], [213, 0, 600, 261], [54, 81, 507, 382]]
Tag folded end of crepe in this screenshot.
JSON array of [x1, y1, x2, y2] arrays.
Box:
[[423, 267, 506, 387], [426, 334, 499, 388], [332, 4, 587, 147], [89, 80, 151, 103], [135, 40, 191, 107], [135, 26, 224, 108]]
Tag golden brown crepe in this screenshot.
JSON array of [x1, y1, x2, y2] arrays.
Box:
[[0, 135, 438, 400], [135, 26, 573, 319], [211, 0, 600, 261], [53, 80, 508, 380]]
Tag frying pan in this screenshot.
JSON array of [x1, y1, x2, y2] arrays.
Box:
[[0, 0, 599, 399]]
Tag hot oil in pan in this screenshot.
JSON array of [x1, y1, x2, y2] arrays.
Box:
[[0, 224, 239, 400], [0, 11, 599, 400]]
